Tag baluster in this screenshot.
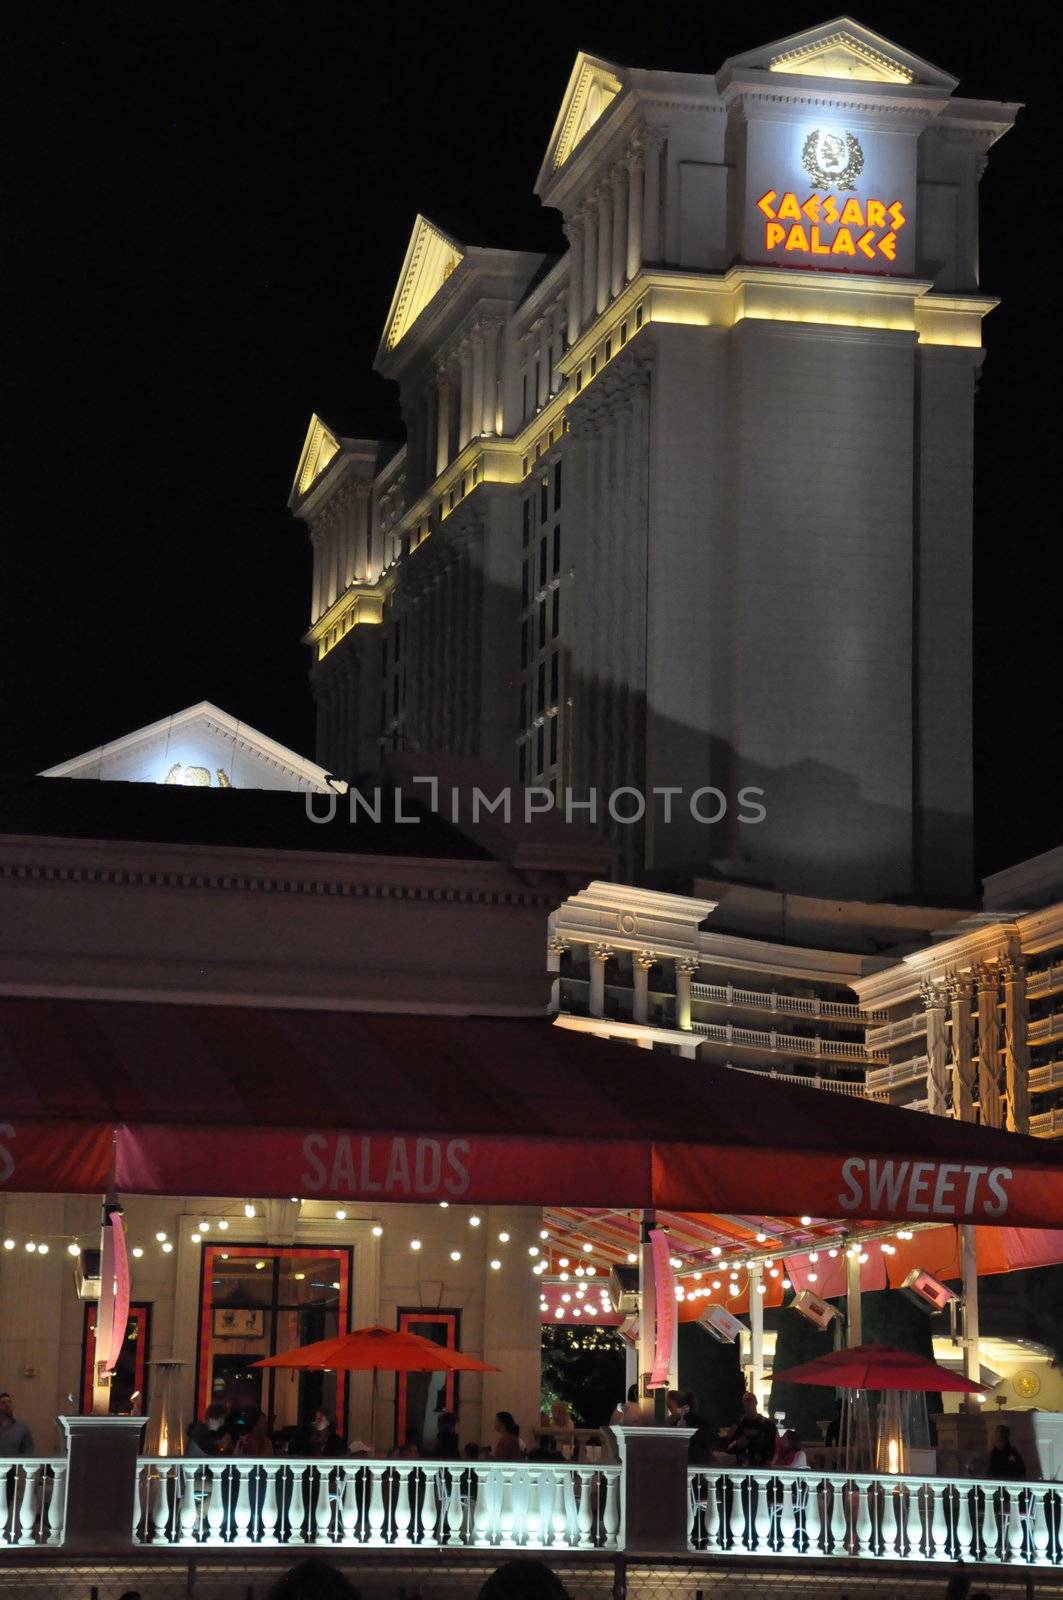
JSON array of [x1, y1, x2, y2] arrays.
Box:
[[537, 1467, 556, 1549], [826, 1477, 843, 1555], [337, 1466, 357, 1543], [259, 1464, 280, 1546], [149, 1466, 171, 1547], [924, 1481, 944, 1559], [881, 1483, 902, 1561], [981, 1484, 998, 1564], [577, 1468, 594, 1548], [312, 1466, 333, 1545], [561, 1469, 578, 1547], [178, 1465, 199, 1545], [526, 1469, 542, 1548], [729, 1473, 747, 1552], [46, 1463, 66, 1546], [955, 1482, 974, 1563], [908, 1480, 926, 1560], [498, 1467, 517, 1545], [753, 1472, 772, 1551], [804, 1475, 822, 1556], [233, 1464, 253, 1545], [779, 1472, 797, 1554], [14, 1465, 38, 1547], [0, 1462, 10, 1546], [854, 1479, 873, 1556], [206, 1463, 226, 1545], [446, 1466, 464, 1546], [393, 1464, 412, 1547], [603, 1470, 620, 1552], [1032, 1486, 1050, 1565], [287, 1465, 305, 1545], [422, 1469, 440, 1546], [367, 1464, 386, 1545], [472, 1466, 491, 1546], [1007, 1486, 1026, 1561]]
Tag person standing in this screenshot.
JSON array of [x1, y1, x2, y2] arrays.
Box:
[[433, 1410, 461, 1460], [723, 1392, 776, 1467], [0, 1392, 34, 1455], [187, 1402, 230, 1457], [988, 1424, 1025, 1479]]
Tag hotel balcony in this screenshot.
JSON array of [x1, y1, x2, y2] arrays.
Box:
[[691, 1019, 872, 1064], [864, 1053, 930, 1096], [1028, 961, 1063, 1000], [1029, 1010, 1063, 1047], [866, 1010, 929, 1052], [690, 980, 883, 1026]]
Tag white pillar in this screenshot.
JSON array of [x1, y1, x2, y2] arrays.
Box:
[[975, 963, 1003, 1128], [581, 202, 598, 328], [749, 1265, 765, 1410], [960, 1224, 981, 1403], [637, 1210, 662, 1421], [596, 182, 612, 313], [642, 130, 662, 264], [435, 367, 450, 476], [675, 957, 697, 1030], [610, 167, 626, 299], [626, 141, 644, 280], [633, 951, 654, 1025], [480, 321, 498, 437], [564, 217, 583, 345], [950, 975, 976, 1122], [589, 943, 611, 1018], [1002, 954, 1030, 1133], [471, 330, 485, 441], [922, 979, 950, 1116], [536, 321, 549, 408], [458, 343, 472, 449], [846, 1250, 862, 1348]]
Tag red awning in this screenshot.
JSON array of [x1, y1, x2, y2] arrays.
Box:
[[1, 997, 1062, 1227]]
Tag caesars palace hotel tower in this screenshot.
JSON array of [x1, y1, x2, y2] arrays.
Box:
[[289, 18, 1016, 900]]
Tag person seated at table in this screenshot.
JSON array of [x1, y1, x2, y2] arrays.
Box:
[[988, 1424, 1025, 1479], [772, 1429, 808, 1469], [389, 1431, 420, 1460], [492, 1411, 524, 1460], [304, 1408, 346, 1458], [235, 1408, 274, 1458], [723, 1392, 777, 1467]]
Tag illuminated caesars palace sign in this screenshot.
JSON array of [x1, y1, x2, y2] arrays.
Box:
[[747, 117, 915, 275]]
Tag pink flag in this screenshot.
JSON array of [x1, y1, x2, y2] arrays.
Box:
[[105, 1211, 131, 1373], [649, 1227, 676, 1389]]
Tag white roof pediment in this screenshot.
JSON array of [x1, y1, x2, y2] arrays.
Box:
[[378, 215, 464, 357], [722, 16, 957, 91], [291, 413, 343, 503], [535, 52, 626, 194]]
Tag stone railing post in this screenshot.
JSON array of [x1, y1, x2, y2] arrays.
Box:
[[611, 1425, 694, 1553], [59, 1415, 147, 1552]]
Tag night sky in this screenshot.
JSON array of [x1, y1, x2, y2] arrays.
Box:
[[6, 2, 1059, 882]]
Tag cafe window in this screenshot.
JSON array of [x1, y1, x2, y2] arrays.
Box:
[[196, 1244, 352, 1444], [395, 1309, 461, 1451]]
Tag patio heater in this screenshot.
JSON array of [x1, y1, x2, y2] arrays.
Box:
[[143, 1359, 187, 1457]]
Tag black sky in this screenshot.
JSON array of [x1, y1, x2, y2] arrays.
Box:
[[5, 2, 1060, 883]]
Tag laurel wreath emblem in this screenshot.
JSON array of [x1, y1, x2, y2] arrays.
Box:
[[801, 130, 865, 192]]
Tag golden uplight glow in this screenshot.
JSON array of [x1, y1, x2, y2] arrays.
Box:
[[769, 33, 913, 85]]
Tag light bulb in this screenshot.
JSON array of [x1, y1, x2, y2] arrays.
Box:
[[711, 1246, 721, 1257], [244, 1203, 255, 1218], [498, 1231, 510, 1243], [528, 1247, 539, 1257], [449, 1250, 461, 1262], [191, 1233, 201, 1244], [490, 1259, 501, 1270], [828, 1248, 839, 1258], [582, 1243, 593, 1252], [561, 1293, 571, 1304], [756, 1233, 767, 1243], [217, 1219, 229, 1231], [469, 1215, 481, 1228], [199, 1221, 210, 1231], [560, 1271, 569, 1282], [294, 1272, 305, 1281], [800, 1216, 812, 1227], [756, 1284, 766, 1295], [290, 1198, 299, 1204], [558, 1257, 569, 1268], [67, 1242, 80, 1256], [808, 1272, 818, 1282], [410, 1239, 422, 1251], [586, 1266, 597, 1276], [782, 1277, 791, 1289], [2, 1239, 14, 1250], [155, 1232, 167, 1243], [439, 1201, 449, 1208], [809, 1252, 819, 1262], [335, 1209, 347, 1221], [572, 1308, 582, 1317], [540, 1229, 549, 1240], [627, 1252, 637, 1263], [372, 1225, 383, 1237], [162, 1242, 173, 1254], [25, 1241, 37, 1253], [132, 1246, 144, 1258], [37, 1243, 49, 1255], [554, 1308, 564, 1319], [712, 1281, 721, 1290], [255, 1260, 266, 1270]]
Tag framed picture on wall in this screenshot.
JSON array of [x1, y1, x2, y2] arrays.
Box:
[[212, 1307, 265, 1339]]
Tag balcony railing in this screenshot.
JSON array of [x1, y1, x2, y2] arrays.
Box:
[[134, 1457, 622, 1552], [688, 1465, 1062, 1568], [866, 1012, 929, 1052], [692, 1021, 870, 1062], [1028, 962, 1063, 1000], [1029, 1056, 1063, 1094], [1030, 1106, 1063, 1139], [865, 1054, 929, 1095], [0, 1460, 67, 1546], [1029, 1011, 1063, 1046], [691, 982, 882, 1025], [726, 1064, 880, 1100]]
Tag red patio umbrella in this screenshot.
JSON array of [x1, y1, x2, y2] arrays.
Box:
[[252, 1325, 499, 1373], [775, 1342, 984, 1393]]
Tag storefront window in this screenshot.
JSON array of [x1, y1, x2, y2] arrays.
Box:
[[196, 1245, 351, 1446], [396, 1309, 460, 1452]]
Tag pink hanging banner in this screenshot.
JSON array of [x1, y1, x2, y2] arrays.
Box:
[[105, 1211, 131, 1373], [649, 1227, 677, 1389]]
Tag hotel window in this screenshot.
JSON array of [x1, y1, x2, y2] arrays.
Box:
[[575, 369, 582, 392], [460, 476, 466, 498], [636, 304, 644, 329], [550, 652, 559, 702], [540, 478, 548, 525], [518, 742, 527, 783], [620, 321, 628, 345], [537, 661, 545, 714], [522, 499, 531, 547], [538, 598, 546, 649], [536, 724, 545, 773], [196, 1245, 352, 1438], [605, 338, 612, 361], [550, 716, 558, 764], [539, 536, 547, 587], [522, 561, 529, 607], [521, 620, 528, 668], [551, 588, 560, 638], [590, 354, 597, 377], [552, 526, 561, 575], [519, 683, 527, 729], [554, 461, 562, 511]]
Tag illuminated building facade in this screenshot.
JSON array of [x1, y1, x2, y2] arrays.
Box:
[[291, 18, 1016, 900]]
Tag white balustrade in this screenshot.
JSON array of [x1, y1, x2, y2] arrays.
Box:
[[691, 981, 883, 1025], [0, 1459, 67, 1546], [688, 1466, 1063, 1567], [134, 1458, 622, 1552]]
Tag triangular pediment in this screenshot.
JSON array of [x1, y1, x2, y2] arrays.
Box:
[[379, 215, 464, 355], [535, 52, 626, 193], [292, 413, 343, 501], [723, 17, 957, 91], [40, 702, 337, 793]]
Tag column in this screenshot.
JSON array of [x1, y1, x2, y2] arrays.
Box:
[[625, 140, 644, 280], [633, 950, 654, 1025], [564, 216, 584, 346], [535, 320, 549, 408], [480, 321, 498, 436], [596, 182, 612, 313], [1001, 954, 1030, 1133], [975, 962, 1003, 1128], [846, 1249, 863, 1348], [470, 328, 485, 442], [435, 367, 450, 476], [675, 956, 698, 1031], [589, 942, 612, 1018], [637, 1209, 665, 1422], [960, 1224, 981, 1401], [642, 130, 662, 264], [581, 201, 598, 328], [481, 1206, 543, 1453], [921, 978, 950, 1116], [458, 342, 472, 449], [610, 166, 626, 299], [949, 974, 976, 1122]]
